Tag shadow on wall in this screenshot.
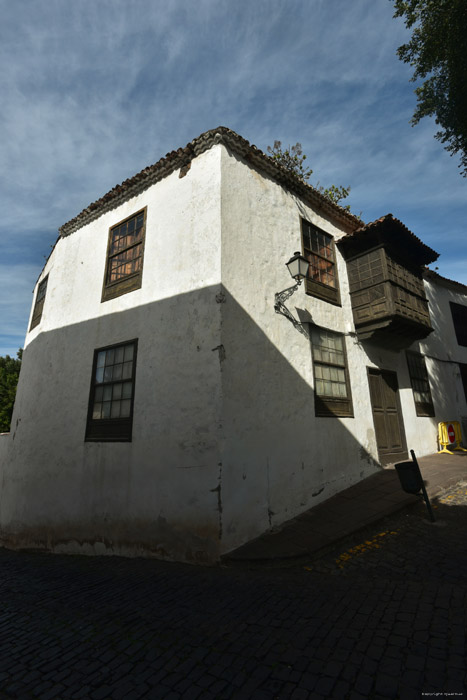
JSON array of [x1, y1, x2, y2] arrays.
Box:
[[421, 287, 467, 423], [1, 284, 381, 563]]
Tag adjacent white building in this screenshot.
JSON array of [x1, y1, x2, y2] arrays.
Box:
[[1, 127, 467, 563]]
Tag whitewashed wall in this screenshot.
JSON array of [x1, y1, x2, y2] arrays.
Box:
[[420, 278, 467, 437], [1, 146, 225, 563], [218, 149, 380, 550], [217, 149, 467, 552]]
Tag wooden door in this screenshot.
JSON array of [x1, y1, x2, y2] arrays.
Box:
[[368, 368, 408, 465]]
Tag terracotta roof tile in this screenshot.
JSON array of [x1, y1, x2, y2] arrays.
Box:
[[339, 213, 439, 265], [59, 126, 362, 237]]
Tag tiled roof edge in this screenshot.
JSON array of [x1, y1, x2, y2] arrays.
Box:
[[340, 213, 439, 263], [59, 126, 362, 237], [423, 268, 467, 293]]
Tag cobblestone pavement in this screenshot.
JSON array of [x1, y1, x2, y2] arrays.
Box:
[[1, 485, 467, 699]]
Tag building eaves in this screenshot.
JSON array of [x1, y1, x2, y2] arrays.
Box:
[[423, 267, 467, 294], [339, 213, 439, 265], [59, 126, 362, 238]]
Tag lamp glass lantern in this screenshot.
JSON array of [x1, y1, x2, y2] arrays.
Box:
[[286, 251, 309, 282]]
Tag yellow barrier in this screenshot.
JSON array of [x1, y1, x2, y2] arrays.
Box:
[[438, 421, 467, 454]]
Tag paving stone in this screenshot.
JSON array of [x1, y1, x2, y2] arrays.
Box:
[[290, 689, 310, 700], [39, 685, 68, 700], [1, 485, 467, 700]]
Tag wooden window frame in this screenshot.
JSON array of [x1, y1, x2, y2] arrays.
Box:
[[29, 275, 49, 331], [450, 302, 467, 347], [459, 363, 467, 404], [311, 327, 353, 417], [85, 339, 138, 442], [101, 208, 147, 302], [301, 219, 340, 306], [406, 352, 435, 417]]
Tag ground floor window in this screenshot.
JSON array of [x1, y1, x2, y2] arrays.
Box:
[[459, 363, 467, 404], [406, 352, 435, 417], [85, 339, 137, 441], [311, 327, 353, 417]]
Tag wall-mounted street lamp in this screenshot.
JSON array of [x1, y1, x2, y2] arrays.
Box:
[[274, 252, 310, 337]]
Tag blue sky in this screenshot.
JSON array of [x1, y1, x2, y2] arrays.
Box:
[[1, 0, 466, 357]]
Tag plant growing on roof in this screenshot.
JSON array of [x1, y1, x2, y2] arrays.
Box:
[[267, 141, 355, 212]]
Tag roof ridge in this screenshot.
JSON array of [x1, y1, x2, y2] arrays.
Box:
[[59, 126, 362, 237]]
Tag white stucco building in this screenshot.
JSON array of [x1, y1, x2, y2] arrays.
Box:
[[1, 127, 467, 563]]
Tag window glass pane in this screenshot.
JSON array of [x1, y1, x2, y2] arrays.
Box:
[[122, 381, 133, 399], [104, 366, 113, 382], [115, 346, 125, 363], [102, 385, 112, 401], [106, 349, 115, 365], [316, 380, 324, 395], [332, 383, 341, 397], [113, 363, 123, 380], [95, 367, 104, 384], [97, 351, 106, 368], [94, 386, 103, 402], [102, 402, 111, 419], [120, 399, 131, 417], [122, 361, 132, 379], [37, 278, 48, 301], [111, 401, 121, 418], [92, 403, 102, 419], [113, 383, 122, 400]]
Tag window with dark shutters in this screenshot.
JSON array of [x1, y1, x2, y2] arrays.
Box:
[[29, 276, 49, 331], [406, 352, 435, 417]]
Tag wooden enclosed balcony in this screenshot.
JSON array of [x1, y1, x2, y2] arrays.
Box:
[[338, 215, 439, 351]]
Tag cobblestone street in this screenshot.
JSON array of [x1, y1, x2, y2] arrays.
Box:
[[1, 485, 467, 700]]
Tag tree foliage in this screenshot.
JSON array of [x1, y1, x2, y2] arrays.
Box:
[[0, 350, 22, 433], [267, 141, 354, 211], [267, 141, 314, 183], [394, 0, 467, 176]]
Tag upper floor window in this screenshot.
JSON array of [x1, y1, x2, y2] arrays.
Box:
[[29, 275, 48, 331], [406, 352, 435, 417], [450, 302, 467, 347], [311, 327, 353, 417], [301, 220, 340, 305], [85, 339, 137, 441], [102, 209, 146, 302]]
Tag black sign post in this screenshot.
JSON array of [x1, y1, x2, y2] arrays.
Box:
[[395, 449, 435, 522]]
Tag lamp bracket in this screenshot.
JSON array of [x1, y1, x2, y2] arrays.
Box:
[[274, 281, 309, 339]]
